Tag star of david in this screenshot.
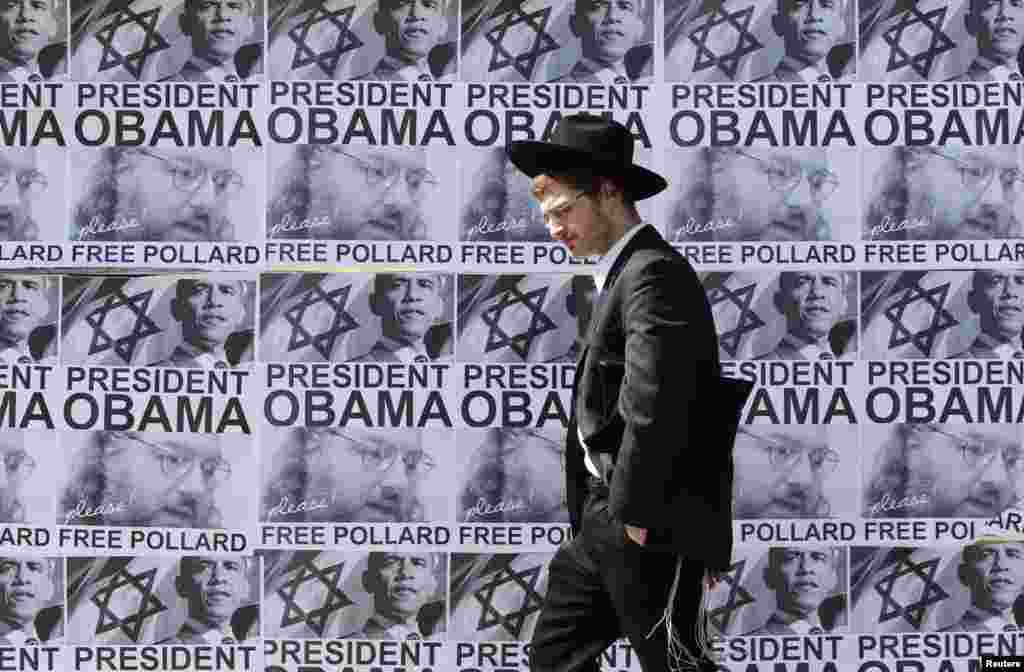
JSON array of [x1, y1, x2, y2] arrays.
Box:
[[882, 279, 958, 356], [276, 557, 353, 637], [472, 558, 545, 638], [288, 3, 363, 77], [881, 4, 956, 79], [283, 283, 359, 360], [93, 7, 171, 80], [480, 285, 557, 360], [483, 4, 560, 79], [688, 5, 763, 79], [90, 566, 167, 642], [874, 554, 949, 629], [707, 279, 765, 357], [84, 288, 163, 364], [706, 559, 755, 632]]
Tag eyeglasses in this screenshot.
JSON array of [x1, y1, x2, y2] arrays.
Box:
[[0, 165, 46, 197], [107, 432, 232, 487], [737, 427, 839, 475], [911, 425, 1024, 475], [921, 148, 1024, 198], [731, 150, 840, 201], [306, 429, 437, 476], [310, 147, 439, 196], [542, 191, 586, 230], [130, 149, 244, 197], [2, 451, 34, 480]]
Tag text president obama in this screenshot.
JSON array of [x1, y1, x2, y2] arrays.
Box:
[[508, 114, 752, 672]]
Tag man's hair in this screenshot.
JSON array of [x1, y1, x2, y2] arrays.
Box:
[[532, 169, 637, 210], [72, 148, 234, 242], [366, 552, 442, 578], [776, 0, 845, 13], [267, 146, 317, 239], [183, 0, 254, 14], [372, 273, 447, 298], [175, 278, 248, 303], [574, 0, 645, 15], [777, 271, 848, 295], [378, 0, 449, 13], [767, 547, 842, 572], [179, 556, 251, 576]]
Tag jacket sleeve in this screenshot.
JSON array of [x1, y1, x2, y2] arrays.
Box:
[[608, 258, 701, 528]]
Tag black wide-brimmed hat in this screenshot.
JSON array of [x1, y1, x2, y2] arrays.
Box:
[[506, 113, 667, 201]]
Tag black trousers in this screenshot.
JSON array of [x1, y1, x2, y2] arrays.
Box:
[[529, 478, 717, 672]]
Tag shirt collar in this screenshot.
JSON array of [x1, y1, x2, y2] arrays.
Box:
[[575, 57, 630, 85], [768, 610, 823, 634], [977, 332, 1024, 359], [185, 57, 240, 82], [182, 618, 236, 644], [972, 55, 1023, 81], [965, 607, 1019, 632], [366, 614, 423, 639], [0, 345, 34, 364], [376, 335, 431, 364], [0, 55, 41, 82], [778, 56, 831, 83], [594, 223, 648, 293], [781, 333, 836, 360], [176, 341, 231, 369], [376, 56, 432, 82]]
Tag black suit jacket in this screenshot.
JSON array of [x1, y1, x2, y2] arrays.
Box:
[[567, 225, 752, 573]]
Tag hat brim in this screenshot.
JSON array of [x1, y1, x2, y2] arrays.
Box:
[[507, 141, 668, 201]]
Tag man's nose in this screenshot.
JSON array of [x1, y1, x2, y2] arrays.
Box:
[[381, 175, 415, 208], [188, 175, 220, 210], [0, 175, 22, 209], [980, 450, 1012, 483], [380, 456, 411, 488], [784, 175, 816, 209], [202, 289, 222, 308], [977, 173, 1007, 208], [178, 463, 208, 495], [785, 451, 816, 486]]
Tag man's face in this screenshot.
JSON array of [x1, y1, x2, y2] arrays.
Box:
[[903, 146, 1022, 240], [0, 0, 57, 62], [181, 557, 248, 624], [0, 557, 52, 626], [464, 428, 566, 522], [0, 148, 43, 241], [574, 0, 644, 64], [972, 270, 1024, 340], [379, 0, 447, 61], [188, 0, 253, 63], [972, 0, 1024, 60], [0, 435, 31, 522], [176, 280, 246, 348], [115, 148, 239, 242], [778, 272, 847, 341], [539, 177, 616, 258], [734, 425, 831, 518], [369, 553, 438, 618], [905, 424, 1022, 517], [775, 0, 845, 64], [375, 274, 444, 343], [305, 428, 431, 523], [0, 276, 47, 346], [308, 146, 432, 241], [706, 149, 835, 242], [100, 432, 226, 528], [964, 544, 1024, 612], [771, 547, 838, 616]]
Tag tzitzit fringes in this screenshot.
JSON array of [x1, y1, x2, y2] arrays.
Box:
[[645, 560, 723, 672]]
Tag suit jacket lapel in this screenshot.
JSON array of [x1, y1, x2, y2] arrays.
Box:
[[585, 224, 659, 345]]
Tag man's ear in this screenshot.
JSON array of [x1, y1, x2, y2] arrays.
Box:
[[362, 568, 379, 595], [170, 297, 184, 323], [763, 564, 779, 590], [368, 291, 383, 318], [771, 12, 785, 38], [568, 13, 581, 38], [965, 11, 979, 37], [174, 573, 189, 600], [773, 289, 786, 315], [372, 10, 388, 37], [179, 11, 193, 37], [966, 288, 980, 315]]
